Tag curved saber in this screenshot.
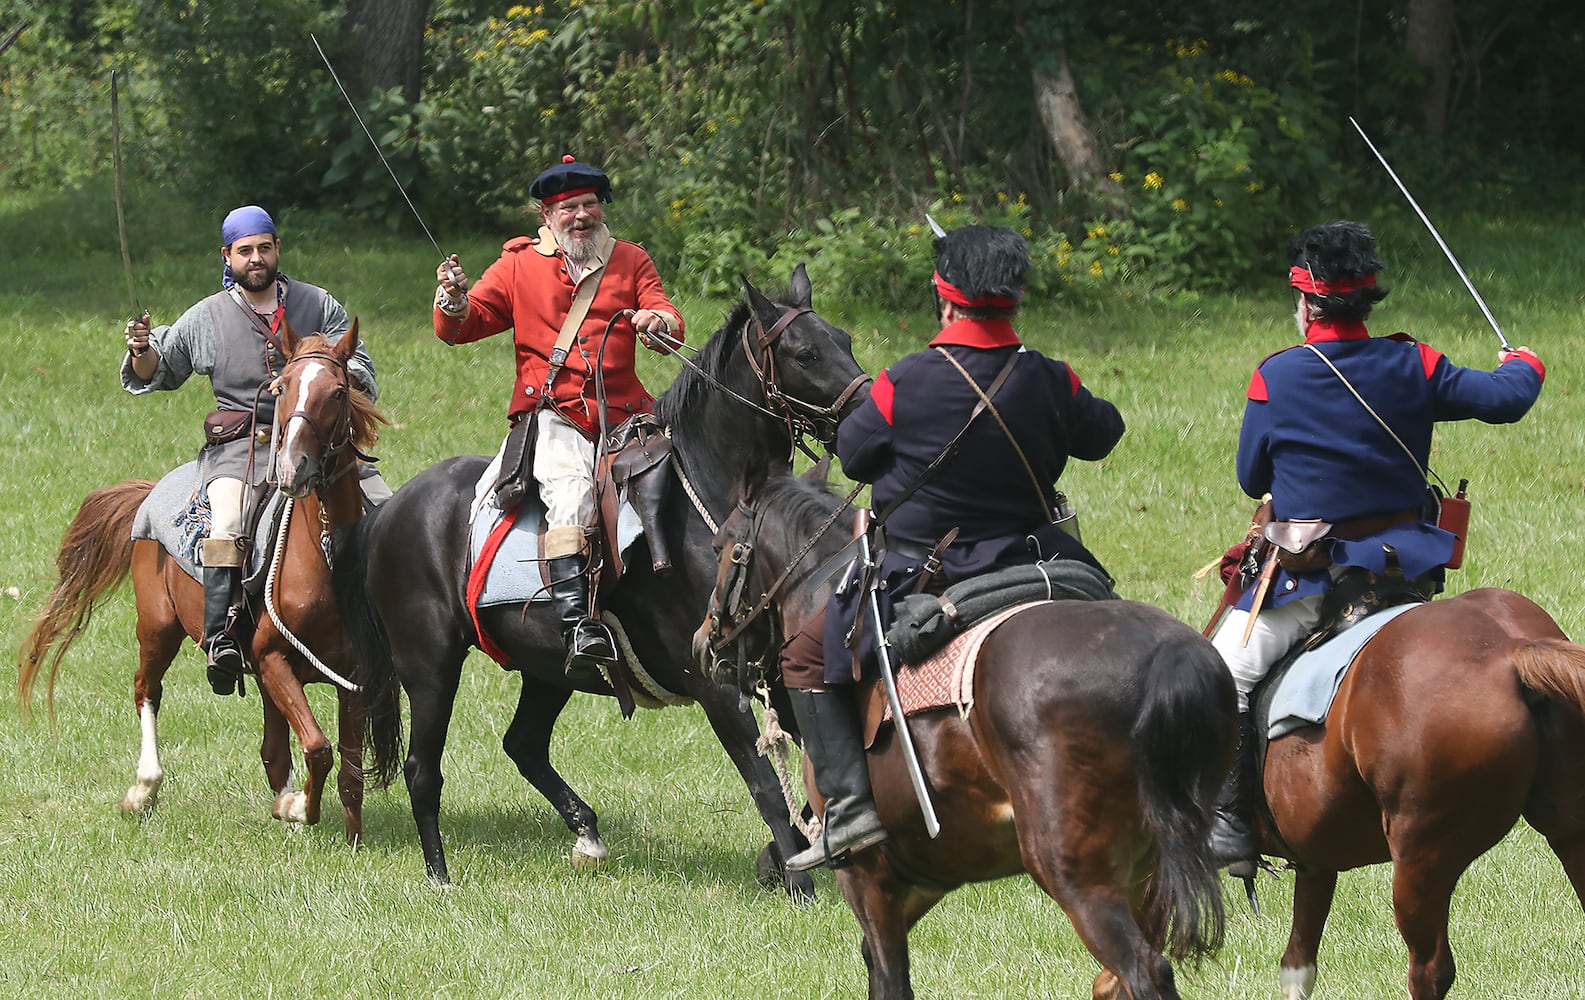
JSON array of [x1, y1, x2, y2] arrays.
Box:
[[1349, 116, 1511, 351], [310, 33, 465, 289], [111, 71, 141, 318]]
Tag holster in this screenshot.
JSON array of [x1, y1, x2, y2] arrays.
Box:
[[608, 415, 674, 572], [492, 410, 540, 511]]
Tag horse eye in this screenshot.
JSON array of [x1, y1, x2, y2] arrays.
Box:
[[797, 348, 818, 368]]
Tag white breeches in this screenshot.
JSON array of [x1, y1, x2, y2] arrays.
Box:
[[533, 409, 596, 555], [1211, 594, 1325, 713], [207, 476, 246, 539]]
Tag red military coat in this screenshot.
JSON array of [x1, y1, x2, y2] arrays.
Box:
[[433, 225, 684, 436]]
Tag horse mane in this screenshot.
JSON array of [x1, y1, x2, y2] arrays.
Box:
[[288, 333, 390, 452], [751, 465, 854, 540], [650, 301, 751, 427]]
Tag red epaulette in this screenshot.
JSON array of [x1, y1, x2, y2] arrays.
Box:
[[502, 235, 538, 252], [1384, 332, 1442, 379], [1245, 347, 1290, 401]]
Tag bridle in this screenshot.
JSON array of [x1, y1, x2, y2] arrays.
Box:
[[272, 348, 370, 493], [648, 304, 871, 458], [704, 481, 863, 666]]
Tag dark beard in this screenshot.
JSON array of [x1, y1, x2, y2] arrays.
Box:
[[236, 265, 278, 293]]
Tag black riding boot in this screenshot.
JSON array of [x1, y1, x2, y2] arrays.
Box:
[[202, 566, 245, 696], [1209, 711, 1259, 870], [784, 688, 889, 872], [546, 555, 617, 672]]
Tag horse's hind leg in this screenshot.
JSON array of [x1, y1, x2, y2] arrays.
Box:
[[121, 578, 186, 815], [260, 686, 293, 798], [1390, 855, 1460, 999], [336, 688, 365, 847], [501, 678, 605, 867]]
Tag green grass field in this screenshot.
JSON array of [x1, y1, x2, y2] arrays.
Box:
[[1, 186, 1581, 998]]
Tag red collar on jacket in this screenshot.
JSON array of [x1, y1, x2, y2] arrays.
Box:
[[1303, 318, 1369, 343], [928, 317, 1021, 349]]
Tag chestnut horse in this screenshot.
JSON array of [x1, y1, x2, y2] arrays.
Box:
[[1254, 588, 1585, 999], [695, 471, 1238, 1000], [17, 324, 384, 843]]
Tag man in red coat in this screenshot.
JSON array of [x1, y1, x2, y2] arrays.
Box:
[[433, 156, 684, 671]]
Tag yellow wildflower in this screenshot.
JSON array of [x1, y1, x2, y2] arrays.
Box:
[[1108, 171, 1124, 183], [1089, 261, 1104, 277], [1144, 172, 1163, 190], [1107, 245, 1120, 256], [1172, 198, 1189, 212]]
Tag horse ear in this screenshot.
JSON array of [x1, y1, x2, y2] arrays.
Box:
[[802, 454, 832, 485], [740, 272, 776, 322], [336, 318, 360, 363], [788, 262, 812, 310], [281, 318, 301, 358]]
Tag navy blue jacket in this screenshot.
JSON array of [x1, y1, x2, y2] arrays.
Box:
[[823, 317, 1124, 682], [1236, 318, 1543, 608]]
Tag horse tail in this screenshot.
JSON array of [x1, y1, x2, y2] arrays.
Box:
[[331, 512, 404, 788], [1513, 638, 1585, 718], [17, 480, 155, 727], [1131, 635, 1230, 963]]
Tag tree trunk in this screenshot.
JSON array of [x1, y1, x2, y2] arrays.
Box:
[[1030, 48, 1116, 198], [1406, 0, 1456, 138], [343, 0, 430, 104]]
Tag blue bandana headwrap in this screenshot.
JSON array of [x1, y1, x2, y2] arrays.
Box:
[[220, 205, 278, 289]]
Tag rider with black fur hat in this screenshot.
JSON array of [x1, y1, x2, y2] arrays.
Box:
[[1207, 219, 1546, 869], [775, 223, 1126, 872]]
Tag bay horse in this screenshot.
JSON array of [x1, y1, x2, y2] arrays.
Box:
[[17, 323, 384, 844], [1251, 588, 1585, 999], [332, 266, 869, 893], [694, 470, 1239, 1000]]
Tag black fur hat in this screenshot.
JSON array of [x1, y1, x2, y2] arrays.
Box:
[[932, 225, 1030, 310], [1288, 220, 1389, 315]]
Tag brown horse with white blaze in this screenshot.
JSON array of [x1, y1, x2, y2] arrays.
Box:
[[17, 323, 384, 843], [1255, 587, 1585, 999], [697, 471, 1238, 999]]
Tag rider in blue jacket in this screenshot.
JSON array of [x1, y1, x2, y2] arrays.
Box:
[[1208, 220, 1545, 867]]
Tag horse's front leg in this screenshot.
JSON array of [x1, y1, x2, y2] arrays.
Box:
[[254, 650, 332, 826], [501, 677, 605, 868], [260, 678, 293, 799], [688, 677, 816, 899], [1280, 867, 1337, 1000], [336, 686, 365, 847], [837, 852, 942, 1000]]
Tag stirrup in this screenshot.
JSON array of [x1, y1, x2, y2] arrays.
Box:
[[564, 620, 617, 671], [205, 636, 246, 697]]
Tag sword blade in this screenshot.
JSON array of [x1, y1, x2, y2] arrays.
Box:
[[0, 21, 27, 60], [1349, 116, 1511, 351], [857, 532, 941, 838], [310, 32, 454, 275], [111, 71, 140, 317]]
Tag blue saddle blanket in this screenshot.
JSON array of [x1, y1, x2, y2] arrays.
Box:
[[468, 496, 644, 608], [1267, 602, 1422, 739]]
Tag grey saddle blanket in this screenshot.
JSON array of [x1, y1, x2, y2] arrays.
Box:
[[468, 493, 644, 608], [131, 461, 385, 585], [130, 462, 284, 584], [1266, 602, 1421, 738]]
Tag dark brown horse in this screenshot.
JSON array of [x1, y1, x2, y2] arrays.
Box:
[[17, 324, 384, 843], [695, 470, 1238, 1000], [1252, 588, 1585, 999]]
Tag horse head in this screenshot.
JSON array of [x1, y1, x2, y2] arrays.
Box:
[[273, 319, 374, 499], [739, 264, 871, 448], [693, 462, 854, 691]]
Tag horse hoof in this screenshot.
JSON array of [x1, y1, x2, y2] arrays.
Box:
[[119, 777, 162, 814], [272, 790, 311, 825], [569, 834, 608, 870]]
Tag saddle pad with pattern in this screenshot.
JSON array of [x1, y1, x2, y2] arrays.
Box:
[[884, 602, 1047, 722], [130, 461, 285, 584], [1266, 602, 1422, 739]]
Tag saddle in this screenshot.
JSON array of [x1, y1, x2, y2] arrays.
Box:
[[605, 413, 676, 572]]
